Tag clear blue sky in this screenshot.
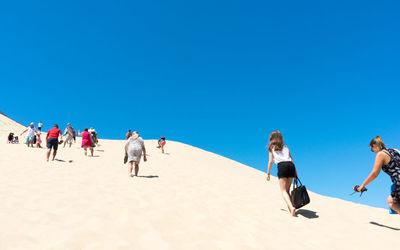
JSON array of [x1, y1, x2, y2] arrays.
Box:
[[1, 1, 399, 208]]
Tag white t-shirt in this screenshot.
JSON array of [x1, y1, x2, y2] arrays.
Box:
[[272, 145, 292, 164], [38, 122, 42, 128], [27, 127, 36, 137]]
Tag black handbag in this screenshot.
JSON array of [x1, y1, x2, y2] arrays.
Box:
[[290, 178, 310, 209]]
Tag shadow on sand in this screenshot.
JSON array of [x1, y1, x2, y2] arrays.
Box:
[[137, 175, 159, 178], [370, 221, 400, 231], [96, 149, 104, 152], [296, 209, 319, 219]]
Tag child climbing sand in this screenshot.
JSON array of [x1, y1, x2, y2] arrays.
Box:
[[266, 131, 298, 217], [36, 132, 42, 148]]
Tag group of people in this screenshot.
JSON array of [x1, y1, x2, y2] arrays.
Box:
[[15, 123, 400, 216], [20, 122, 42, 148], [7, 133, 19, 144], [11, 122, 99, 161], [266, 131, 400, 217], [124, 130, 166, 177]]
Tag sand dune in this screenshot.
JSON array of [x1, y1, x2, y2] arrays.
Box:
[[0, 113, 398, 250]]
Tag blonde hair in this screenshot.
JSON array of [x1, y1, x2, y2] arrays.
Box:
[[369, 135, 386, 150], [268, 130, 284, 152]]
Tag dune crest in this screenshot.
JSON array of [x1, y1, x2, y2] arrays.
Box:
[[0, 113, 398, 250]]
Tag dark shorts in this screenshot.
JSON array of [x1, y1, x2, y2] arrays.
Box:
[[277, 161, 296, 179], [47, 138, 59, 150], [391, 185, 400, 202]]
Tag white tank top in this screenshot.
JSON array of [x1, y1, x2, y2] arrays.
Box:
[[272, 145, 292, 164]]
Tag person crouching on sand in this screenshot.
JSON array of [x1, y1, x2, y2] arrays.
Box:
[[354, 136, 400, 214], [46, 124, 62, 161], [157, 136, 166, 153], [266, 130, 298, 216], [7, 133, 14, 144], [125, 131, 147, 177], [79, 128, 94, 156]]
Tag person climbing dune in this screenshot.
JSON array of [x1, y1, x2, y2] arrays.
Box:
[[354, 136, 400, 214]]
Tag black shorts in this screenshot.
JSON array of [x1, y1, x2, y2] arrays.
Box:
[[47, 138, 59, 150], [277, 161, 296, 179]]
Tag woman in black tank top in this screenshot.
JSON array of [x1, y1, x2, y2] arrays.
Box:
[[355, 136, 400, 214]]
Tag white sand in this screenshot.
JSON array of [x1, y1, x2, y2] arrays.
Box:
[[0, 113, 398, 250]]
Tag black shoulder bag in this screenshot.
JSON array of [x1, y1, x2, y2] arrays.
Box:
[[290, 178, 310, 209]]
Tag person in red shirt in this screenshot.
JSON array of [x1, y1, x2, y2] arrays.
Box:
[[46, 124, 63, 162]]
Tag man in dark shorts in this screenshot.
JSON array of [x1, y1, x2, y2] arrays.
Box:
[[46, 124, 62, 162]]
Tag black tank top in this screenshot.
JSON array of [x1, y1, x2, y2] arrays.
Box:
[[382, 148, 400, 187]]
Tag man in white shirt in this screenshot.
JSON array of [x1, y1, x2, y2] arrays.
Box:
[[38, 121, 43, 131], [21, 122, 37, 147], [63, 123, 74, 148]]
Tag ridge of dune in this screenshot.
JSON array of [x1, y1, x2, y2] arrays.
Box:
[[0, 113, 398, 250]]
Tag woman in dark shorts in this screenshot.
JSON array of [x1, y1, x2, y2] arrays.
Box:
[[266, 131, 298, 216], [355, 136, 400, 214]]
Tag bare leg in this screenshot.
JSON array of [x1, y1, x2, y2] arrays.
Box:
[[388, 195, 400, 214], [84, 147, 87, 156], [52, 150, 57, 161], [90, 147, 93, 156], [279, 178, 296, 216], [161, 146, 164, 154], [46, 149, 51, 162], [134, 163, 139, 176], [128, 162, 133, 176]]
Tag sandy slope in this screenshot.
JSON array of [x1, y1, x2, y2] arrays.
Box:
[[0, 114, 398, 250]]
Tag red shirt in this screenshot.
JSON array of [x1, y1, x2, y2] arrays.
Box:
[[47, 128, 61, 139]]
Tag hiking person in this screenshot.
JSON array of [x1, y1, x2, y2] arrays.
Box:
[[63, 123, 74, 148], [354, 136, 400, 214], [266, 130, 298, 216], [35, 132, 42, 148], [7, 133, 14, 144], [72, 127, 77, 143], [79, 128, 94, 156], [157, 136, 166, 153], [38, 121, 43, 131], [126, 130, 132, 140], [124, 131, 147, 177], [21, 123, 37, 147], [46, 124, 62, 161], [89, 127, 98, 146]]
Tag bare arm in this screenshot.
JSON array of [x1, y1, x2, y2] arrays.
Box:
[[266, 151, 274, 181], [360, 152, 385, 189], [20, 129, 27, 135]]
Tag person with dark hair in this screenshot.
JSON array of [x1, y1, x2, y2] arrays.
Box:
[[157, 136, 166, 153], [126, 130, 132, 140], [46, 124, 62, 161], [354, 136, 400, 214], [79, 128, 94, 156], [266, 130, 298, 216], [7, 133, 14, 144], [38, 121, 43, 131]]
